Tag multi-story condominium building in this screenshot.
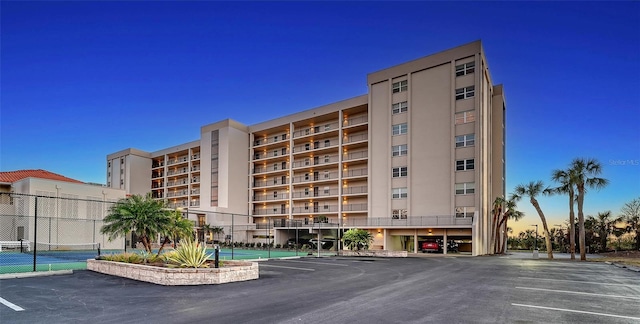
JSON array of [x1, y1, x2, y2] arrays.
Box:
[[106, 40, 505, 256]]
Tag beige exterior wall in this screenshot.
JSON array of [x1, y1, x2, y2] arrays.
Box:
[[106, 40, 505, 255]]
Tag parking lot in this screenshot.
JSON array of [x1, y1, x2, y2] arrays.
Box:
[[1, 255, 638, 323]]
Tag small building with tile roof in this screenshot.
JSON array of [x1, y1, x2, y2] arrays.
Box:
[[0, 169, 126, 249]]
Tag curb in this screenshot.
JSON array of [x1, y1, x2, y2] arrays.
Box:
[[0, 270, 73, 280], [605, 261, 640, 273]]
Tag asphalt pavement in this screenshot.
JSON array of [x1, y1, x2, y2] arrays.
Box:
[[1, 255, 638, 323]]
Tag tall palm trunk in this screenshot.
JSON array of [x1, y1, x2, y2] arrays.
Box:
[[531, 197, 553, 259], [576, 187, 586, 261], [568, 189, 576, 260]]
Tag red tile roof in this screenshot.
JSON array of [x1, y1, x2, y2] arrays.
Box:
[[0, 169, 84, 184]]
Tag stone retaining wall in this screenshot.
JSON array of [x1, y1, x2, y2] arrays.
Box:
[[340, 250, 408, 257], [87, 259, 259, 285]]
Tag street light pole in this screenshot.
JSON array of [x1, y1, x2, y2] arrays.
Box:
[[531, 224, 538, 250]]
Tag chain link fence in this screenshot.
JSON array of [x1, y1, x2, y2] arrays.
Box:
[[0, 192, 123, 274]]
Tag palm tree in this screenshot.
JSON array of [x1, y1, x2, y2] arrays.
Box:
[[157, 210, 194, 255], [550, 168, 578, 259], [620, 197, 640, 250], [570, 158, 609, 260], [211, 226, 225, 243], [100, 194, 172, 254], [513, 181, 553, 259], [493, 196, 524, 254], [588, 211, 623, 252]]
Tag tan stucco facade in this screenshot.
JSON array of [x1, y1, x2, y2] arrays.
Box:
[[107, 40, 505, 255]]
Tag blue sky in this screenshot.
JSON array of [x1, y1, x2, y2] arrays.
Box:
[[1, 1, 639, 234]]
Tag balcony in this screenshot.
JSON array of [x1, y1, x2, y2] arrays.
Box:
[[253, 179, 289, 188], [191, 177, 200, 183], [253, 164, 288, 174], [191, 166, 200, 172], [292, 205, 339, 213], [253, 134, 289, 147], [341, 203, 367, 212], [168, 155, 189, 165], [189, 200, 200, 207], [152, 173, 164, 179], [167, 168, 189, 176], [343, 115, 368, 127], [152, 161, 165, 168], [167, 178, 189, 187], [167, 201, 189, 208], [292, 139, 338, 154], [292, 155, 339, 168], [343, 133, 368, 144], [292, 171, 339, 184], [191, 154, 200, 160], [343, 168, 367, 178], [342, 186, 367, 195], [253, 208, 288, 216], [343, 150, 367, 161], [252, 193, 290, 202], [291, 188, 339, 198], [191, 188, 200, 194], [292, 121, 340, 138], [152, 182, 164, 188], [253, 150, 289, 161], [167, 189, 189, 198]]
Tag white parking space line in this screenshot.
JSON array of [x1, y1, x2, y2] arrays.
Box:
[[259, 264, 315, 271], [512, 303, 640, 320], [515, 286, 640, 300], [283, 260, 350, 267], [0, 297, 24, 311], [518, 277, 640, 286]]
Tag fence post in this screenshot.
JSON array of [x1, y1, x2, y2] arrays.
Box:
[[33, 196, 38, 272]]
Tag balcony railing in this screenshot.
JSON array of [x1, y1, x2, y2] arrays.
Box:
[[167, 155, 189, 165], [253, 134, 289, 147], [253, 164, 288, 174], [167, 168, 189, 176], [167, 178, 189, 186], [252, 193, 290, 202], [191, 177, 200, 183], [292, 155, 339, 168], [343, 186, 367, 195], [253, 179, 290, 188], [152, 161, 165, 168], [292, 121, 340, 138], [292, 172, 339, 183], [291, 205, 339, 213], [167, 190, 189, 198], [291, 188, 339, 198], [343, 133, 368, 144], [292, 139, 338, 153], [152, 182, 164, 188], [343, 115, 368, 127], [343, 215, 473, 227], [167, 201, 189, 208], [191, 166, 200, 172], [344, 168, 367, 178], [253, 208, 288, 216], [152, 173, 164, 179], [191, 154, 200, 160], [190, 188, 200, 194], [343, 150, 368, 161], [189, 200, 200, 207], [341, 203, 367, 212], [253, 150, 290, 161]]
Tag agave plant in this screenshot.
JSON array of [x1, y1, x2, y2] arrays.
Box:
[[165, 238, 213, 268]]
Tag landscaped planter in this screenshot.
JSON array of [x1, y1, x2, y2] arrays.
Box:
[[87, 259, 259, 285], [340, 250, 407, 257]]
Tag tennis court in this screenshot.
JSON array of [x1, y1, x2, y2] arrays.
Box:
[[0, 247, 309, 274]]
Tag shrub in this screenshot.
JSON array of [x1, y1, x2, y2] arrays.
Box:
[[275, 244, 281, 249], [165, 238, 213, 268], [101, 252, 143, 264]]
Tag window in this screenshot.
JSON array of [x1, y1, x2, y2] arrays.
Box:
[[392, 123, 408, 136], [455, 206, 475, 218], [304, 188, 310, 196], [392, 101, 408, 114], [324, 170, 329, 179], [304, 173, 309, 181], [392, 80, 408, 93], [324, 124, 330, 131], [392, 167, 408, 178], [324, 155, 330, 163], [455, 62, 475, 77], [455, 86, 475, 100], [305, 143, 310, 151], [392, 144, 408, 157], [455, 134, 475, 148], [324, 140, 331, 147], [392, 209, 407, 219], [282, 134, 287, 140], [304, 158, 310, 166], [392, 188, 408, 199], [273, 150, 278, 157], [455, 182, 475, 195], [324, 186, 330, 194], [455, 111, 476, 124], [273, 191, 278, 198], [456, 159, 475, 171], [281, 148, 287, 155]]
